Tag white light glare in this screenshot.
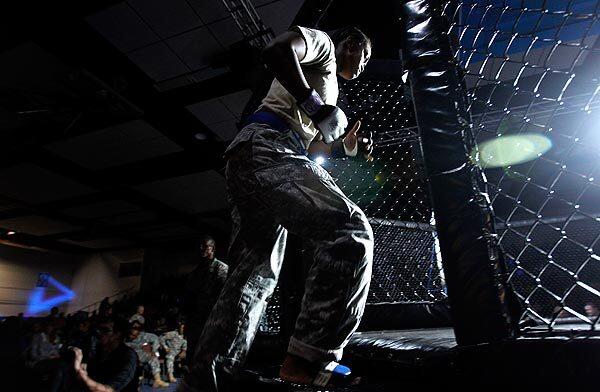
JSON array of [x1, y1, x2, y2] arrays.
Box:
[[315, 156, 326, 165]]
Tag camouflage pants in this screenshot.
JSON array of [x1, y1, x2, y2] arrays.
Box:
[[166, 352, 180, 375], [138, 351, 161, 377], [182, 124, 373, 391]]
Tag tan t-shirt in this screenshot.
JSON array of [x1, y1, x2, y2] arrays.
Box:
[[258, 26, 338, 147]]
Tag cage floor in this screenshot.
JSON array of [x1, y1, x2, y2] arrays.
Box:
[[246, 326, 600, 389]]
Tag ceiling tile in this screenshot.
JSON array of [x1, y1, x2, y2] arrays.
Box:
[[60, 200, 142, 220], [0, 42, 71, 91], [220, 89, 252, 117], [97, 210, 157, 226], [167, 26, 223, 70], [208, 17, 244, 47], [155, 66, 229, 92], [60, 237, 136, 249], [128, 42, 191, 81], [0, 163, 95, 204], [252, 0, 276, 6], [0, 215, 79, 236], [208, 119, 240, 141], [86, 2, 159, 52], [133, 170, 227, 214], [45, 120, 183, 170], [127, 0, 203, 38], [187, 98, 233, 124], [257, 0, 304, 35], [188, 0, 229, 24]]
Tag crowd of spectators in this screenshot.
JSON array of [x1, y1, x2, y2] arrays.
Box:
[[0, 293, 191, 391], [0, 236, 228, 391]]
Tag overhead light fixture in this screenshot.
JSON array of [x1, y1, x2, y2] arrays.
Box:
[[7, 231, 15, 235]]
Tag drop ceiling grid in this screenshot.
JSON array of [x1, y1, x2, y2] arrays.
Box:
[[45, 119, 183, 170], [87, 0, 297, 82]]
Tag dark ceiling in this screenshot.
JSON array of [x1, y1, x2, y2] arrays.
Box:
[[0, 0, 403, 254]]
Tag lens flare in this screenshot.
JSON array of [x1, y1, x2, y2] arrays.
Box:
[[472, 134, 552, 168]]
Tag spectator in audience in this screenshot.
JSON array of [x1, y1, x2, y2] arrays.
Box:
[[98, 298, 110, 316], [585, 302, 599, 318], [26, 321, 60, 366], [70, 317, 137, 392], [128, 305, 145, 326], [160, 319, 187, 382], [25, 321, 67, 391], [183, 235, 228, 361], [67, 319, 96, 363], [126, 322, 168, 388], [48, 306, 60, 320]]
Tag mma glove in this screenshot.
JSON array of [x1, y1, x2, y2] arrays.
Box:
[[298, 89, 348, 144]]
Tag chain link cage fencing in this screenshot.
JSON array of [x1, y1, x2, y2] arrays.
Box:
[[437, 0, 600, 333], [257, 77, 448, 335], [262, 0, 600, 335], [329, 79, 447, 305]]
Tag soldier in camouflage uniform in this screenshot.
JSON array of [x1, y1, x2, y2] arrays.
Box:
[[127, 325, 169, 388], [160, 321, 187, 382], [181, 25, 373, 392]]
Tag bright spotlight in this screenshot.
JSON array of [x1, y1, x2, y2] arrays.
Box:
[[472, 133, 552, 168], [315, 156, 326, 165]]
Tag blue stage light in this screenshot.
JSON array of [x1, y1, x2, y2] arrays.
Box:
[[26, 276, 75, 316]]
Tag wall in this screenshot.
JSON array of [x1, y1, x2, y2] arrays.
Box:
[[0, 243, 143, 317], [67, 249, 143, 314], [0, 244, 78, 316]]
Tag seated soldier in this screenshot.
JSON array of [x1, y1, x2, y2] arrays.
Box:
[[159, 320, 187, 382], [126, 323, 168, 388]]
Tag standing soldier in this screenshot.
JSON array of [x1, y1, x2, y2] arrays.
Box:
[[183, 236, 228, 360]]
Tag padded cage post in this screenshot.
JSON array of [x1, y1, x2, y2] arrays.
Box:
[[398, 0, 518, 345]]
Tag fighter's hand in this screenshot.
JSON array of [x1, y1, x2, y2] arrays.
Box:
[[343, 120, 374, 161], [298, 89, 347, 143], [314, 105, 348, 143]]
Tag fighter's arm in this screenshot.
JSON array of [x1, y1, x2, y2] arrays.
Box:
[[262, 30, 348, 143], [260, 31, 311, 102]]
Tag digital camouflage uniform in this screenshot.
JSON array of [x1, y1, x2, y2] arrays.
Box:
[[161, 330, 188, 375], [182, 124, 374, 391], [181, 25, 374, 392], [127, 331, 162, 377]]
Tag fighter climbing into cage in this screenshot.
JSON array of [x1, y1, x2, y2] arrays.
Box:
[[180, 25, 375, 391]]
